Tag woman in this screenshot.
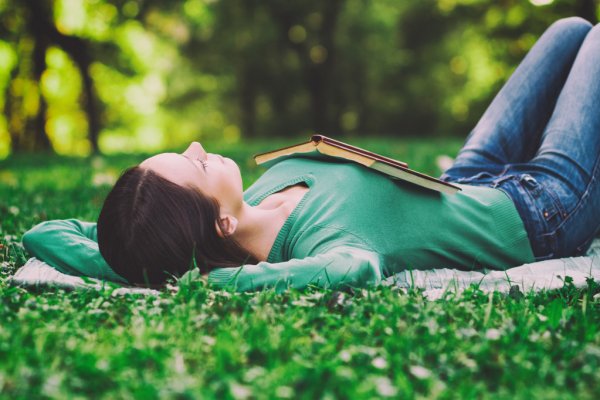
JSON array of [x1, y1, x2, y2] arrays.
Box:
[[22, 17, 600, 291]]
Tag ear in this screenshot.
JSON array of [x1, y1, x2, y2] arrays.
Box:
[[215, 215, 238, 238]]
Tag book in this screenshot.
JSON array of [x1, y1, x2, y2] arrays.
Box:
[[254, 135, 461, 195]]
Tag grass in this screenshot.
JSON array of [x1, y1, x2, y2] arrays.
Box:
[[1, 136, 600, 399]]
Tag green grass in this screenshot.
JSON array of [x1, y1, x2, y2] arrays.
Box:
[[1, 136, 600, 399]]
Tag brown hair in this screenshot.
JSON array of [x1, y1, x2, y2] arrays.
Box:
[[97, 166, 257, 286]]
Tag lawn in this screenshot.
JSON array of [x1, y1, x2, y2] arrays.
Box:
[[1, 137, 599, 399]]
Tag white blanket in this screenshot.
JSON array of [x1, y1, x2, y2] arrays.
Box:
[[10, 258, 160, 296], [388, 238, 600, 299], [11, 238, 600, 298]]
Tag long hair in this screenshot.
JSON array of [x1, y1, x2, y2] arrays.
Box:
[[97, 166, 257, 286]]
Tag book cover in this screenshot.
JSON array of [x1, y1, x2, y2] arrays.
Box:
[[254, 135, 461, 195]]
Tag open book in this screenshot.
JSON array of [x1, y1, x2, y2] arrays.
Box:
[[254, 135, 461, 195]]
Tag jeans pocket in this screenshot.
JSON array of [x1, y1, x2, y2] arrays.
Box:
[[517, 173, 572, 259], [518, 174, 566, 229]]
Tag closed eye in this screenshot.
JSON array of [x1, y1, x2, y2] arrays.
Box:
[[181, 154, 207, 173]]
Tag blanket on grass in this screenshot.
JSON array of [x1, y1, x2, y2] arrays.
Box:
[[10, 237, 600, 298]]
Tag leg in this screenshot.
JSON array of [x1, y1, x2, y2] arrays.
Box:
[[521, 22, 600, 256], [442, 17, 593, 180]]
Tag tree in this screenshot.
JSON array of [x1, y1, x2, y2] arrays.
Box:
[[1, 0, 102, 153]]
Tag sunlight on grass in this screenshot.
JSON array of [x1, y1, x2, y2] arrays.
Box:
[[1, 137, 599, 398]]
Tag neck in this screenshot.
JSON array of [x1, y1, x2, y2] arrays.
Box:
[[231, 201, 292, 262]]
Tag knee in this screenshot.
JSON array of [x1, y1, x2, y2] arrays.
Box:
[[549, 16, 593, 35], [588, 19, 600, 37]]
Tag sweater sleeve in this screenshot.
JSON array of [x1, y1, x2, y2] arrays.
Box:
[[207, 246, 382, 292], [21, 219, 127, 284]]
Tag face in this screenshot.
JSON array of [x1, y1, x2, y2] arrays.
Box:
[[139, 142, 244, 214]]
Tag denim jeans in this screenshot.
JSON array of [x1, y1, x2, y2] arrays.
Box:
[[440, 17, 600, 261]]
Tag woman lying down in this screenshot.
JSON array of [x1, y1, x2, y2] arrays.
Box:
[[21, 18, 600, 292]]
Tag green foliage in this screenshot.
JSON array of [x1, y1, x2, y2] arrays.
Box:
[[1, 0, 599, 158], [1, 269, 599, 398], [1, 138, 600, 398]]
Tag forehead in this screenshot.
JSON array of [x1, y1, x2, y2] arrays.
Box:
[[139, 153, 199, 186]]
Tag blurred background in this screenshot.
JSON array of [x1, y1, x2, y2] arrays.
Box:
[[0, 0, 598, 159]]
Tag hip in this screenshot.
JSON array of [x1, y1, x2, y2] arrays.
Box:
[[441, 167, 598, 260]]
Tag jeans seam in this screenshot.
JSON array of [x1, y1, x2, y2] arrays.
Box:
[[543, 184, 567, 224], [554, 150, 600, 232], [553, 151, 600, 254]]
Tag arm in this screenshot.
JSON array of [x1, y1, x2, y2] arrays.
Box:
[[21, 219, 127, 284], [206, 247, 382, 292]]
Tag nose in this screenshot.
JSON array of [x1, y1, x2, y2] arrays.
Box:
[[183, 141, 208, 161]]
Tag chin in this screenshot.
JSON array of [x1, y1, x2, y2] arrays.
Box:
[[229, 158, 240, 173]]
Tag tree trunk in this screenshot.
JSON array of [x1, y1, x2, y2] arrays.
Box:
[[309, 0, 344, 133], [578, 0, 598, 24], [268, 0, 345, 134], [26, 0, 52, 151], [5, 66, 21, 152], [19, 0, 101, 153], [53, 34, 100, 153]]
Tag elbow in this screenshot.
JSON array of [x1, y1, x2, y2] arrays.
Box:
[[22, 220, 58, 254], [22, 224, 42, 253], [21, 230, 38, 256]]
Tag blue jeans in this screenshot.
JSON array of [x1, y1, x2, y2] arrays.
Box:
[[440, 17, 600, 261]]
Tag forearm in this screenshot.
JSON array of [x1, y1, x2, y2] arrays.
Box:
[[22, 219, 127, 283], [207, 247, 382, 292]]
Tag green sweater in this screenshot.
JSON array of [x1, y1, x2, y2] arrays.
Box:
[[22, 156, 535, 291]]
